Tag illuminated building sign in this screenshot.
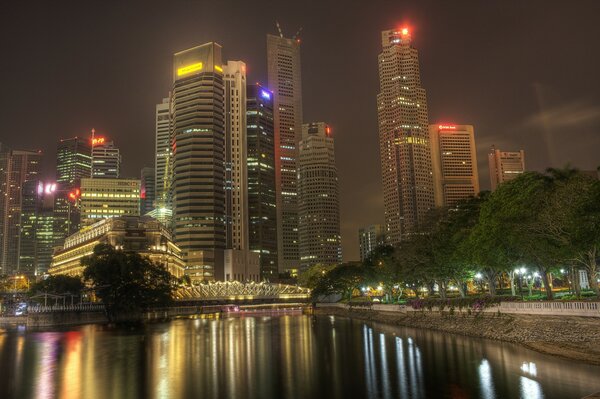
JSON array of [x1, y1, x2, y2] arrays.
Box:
[[92, 137, 106, 146], [37, 182, 57, 195], [214, 65, 223, 73], [438, 125, 456, 130], [177, 62, 203, 76], [260, 90, 271, 100]]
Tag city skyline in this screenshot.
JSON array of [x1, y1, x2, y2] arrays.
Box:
[[1, 1, 599, 261]]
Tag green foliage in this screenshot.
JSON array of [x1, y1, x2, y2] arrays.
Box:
[[29, 275, 84, 295], [82, 244, 176, 317]]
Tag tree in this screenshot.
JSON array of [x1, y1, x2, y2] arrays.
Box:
[[82, 244, 176, 319], [29, 275, 83, 296]]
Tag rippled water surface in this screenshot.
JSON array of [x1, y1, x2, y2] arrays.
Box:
[[0, 314, 598, 398]]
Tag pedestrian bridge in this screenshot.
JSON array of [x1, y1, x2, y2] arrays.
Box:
[[173, 281, 311, 302]]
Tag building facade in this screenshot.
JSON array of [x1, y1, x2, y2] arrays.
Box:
[[488, 146, 525, 191], [171, 42, 226, 282], [0, 147, 42, 274], [358, 224, 385, 261], [19, 181, 57, 276], [223, 60, 249, 251], [430, 124, 480, 206], [155, 97, 171, 206], [140, 166, 155, 215], [49, 215, 185, 278], [377, 28, 434, 244], [267, 33, 303, 274], [79, 178, 140, 225], [246, 84, 278, 280], [298, 122, 342, 269], [91, 138, 121, 179], [54, 136, 92, 241]]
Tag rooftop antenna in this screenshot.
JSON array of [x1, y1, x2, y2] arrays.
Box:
[[275, 20, 284, 38], [292, 26, 303, 40]]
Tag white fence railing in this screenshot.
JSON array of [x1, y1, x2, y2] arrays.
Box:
[[317, 301, 600, 318], [27, 303, 105, 313]]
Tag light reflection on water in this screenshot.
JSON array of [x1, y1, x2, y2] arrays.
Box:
[[0, 315, 598, 399]]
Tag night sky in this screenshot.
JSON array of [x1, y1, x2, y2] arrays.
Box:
[[1, 0, 599, 261]]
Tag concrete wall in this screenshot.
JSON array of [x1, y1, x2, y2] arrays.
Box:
[[317, 301, 600, 318]]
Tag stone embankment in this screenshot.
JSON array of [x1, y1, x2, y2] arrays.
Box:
[[315, 304, 600, 366]]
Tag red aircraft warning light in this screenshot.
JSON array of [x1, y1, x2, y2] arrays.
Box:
[[68, 188, 81, 202], [401, 28, 409, 36]]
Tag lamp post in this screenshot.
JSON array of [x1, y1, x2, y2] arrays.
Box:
[[515, 267, 526, 300], [475, 273, 483, 294]]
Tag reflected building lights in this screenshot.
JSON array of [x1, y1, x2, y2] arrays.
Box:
[[478, 359, 496, 399], [520, 376, 543, 399]]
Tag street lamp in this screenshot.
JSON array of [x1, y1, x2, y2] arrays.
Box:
[[515, 267, 526, 300], [475, 273, 483, 293]]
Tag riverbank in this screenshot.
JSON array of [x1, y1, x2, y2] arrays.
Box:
[[315, 305, 600, 366]]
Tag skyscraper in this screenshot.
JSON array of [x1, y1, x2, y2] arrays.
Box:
[[358, 224, 385, 261], [54, 136, 92, 240], [155, 97, 171, 205], [267, 32, 303, 274], [488, 146, 526, 191], [0, 147, 42, 274], [223, 60, 249, 251], [171, 42, 226, 282], [91, 138, 121, 179], [140, 166, 155, 215], [79, 178, 140, 225], [246, 84, 278, 279], [298, 122, 341, 269], [19, 180, 57, 276], [430, 124, 480, 206], [377, 28, 434, 244]]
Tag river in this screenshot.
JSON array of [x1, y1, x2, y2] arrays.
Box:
[[0, 314, 598, 398]]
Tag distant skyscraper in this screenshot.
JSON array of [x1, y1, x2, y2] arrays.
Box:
[[79, 178, 140, 225], [91, 138, 121, 179], [54, 136, 92, 241], [358, 224, 385, 261], [140, 166, 155, 215], [171, 42, 226, 282], [19, 181, 57, 276], [0, 147, 42, 274], [246, 84, 278, 279], [298, 122, 341, 269], [223, 60, 249, 251], [267, 32, 303, 274], [488, 146, 525, 191], [430, 124, 480, 206], [377, 28, 434, 244], [155, 97, 171, 205]]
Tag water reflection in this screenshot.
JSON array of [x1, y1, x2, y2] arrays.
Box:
[[0, 315, 599, 399]]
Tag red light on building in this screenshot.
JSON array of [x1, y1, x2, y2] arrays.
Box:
[[401, 28, 409, 36], [438, 125, 456, 130], [92, 137, 106, 146], [68, 188, 81, 202], [326, 126, 332, 136]]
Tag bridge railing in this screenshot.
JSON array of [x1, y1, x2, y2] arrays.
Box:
[[27, 303, 106, 313]]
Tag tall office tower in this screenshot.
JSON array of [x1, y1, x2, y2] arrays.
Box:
[[377, 28, 434, 244], [172, 42, 226, 282], [91, 138, 121, 179], [54, 136, 92, 240], [79, 178, 140, 225], [488, 146, 526, 191], [223, 60, 249, 250], [19, 181, 56, 276], [155, 97, 171, 205], [430, 124, 480, 207], [246, 84, 278, 280], [267, 32, 303, 274], [0, 148, 42, 274], [358, 224, 385, 261], [298, 122, 342, 269], [140, 167, 155, 215]]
